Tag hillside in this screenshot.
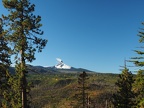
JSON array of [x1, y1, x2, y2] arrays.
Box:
[[9, 64, 94, 74], [28, 71, 118, 108]]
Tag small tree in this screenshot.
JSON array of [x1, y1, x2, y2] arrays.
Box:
[[76, 71, 89, 108], [112, 64, 135, 108]]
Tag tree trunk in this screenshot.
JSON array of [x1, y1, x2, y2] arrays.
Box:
[[21, 48, 27, 108], [22, 73, 27, 108]]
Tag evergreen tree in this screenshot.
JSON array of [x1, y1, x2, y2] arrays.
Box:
[[2, 0, 47, 107], [133, 70, 144, 107], [0, 19, 11, 107], [112, 64, 135, 108], [76, 71, 89, 108], [130, 21, 144, 107]]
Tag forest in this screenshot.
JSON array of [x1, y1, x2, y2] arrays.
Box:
[[29, 71, 118, 108], [27, 66, 141, 108], [1, 0, 144, 108]]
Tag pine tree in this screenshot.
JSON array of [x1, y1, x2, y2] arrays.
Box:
[[133, 70, 144, 107], [131, 22, 144, 67], [2, 0, 47, 107], [76, 71, 89, 108], [112, 63, 135, 108], [0, 19, 11, 107], [130, 22, 144, 107]]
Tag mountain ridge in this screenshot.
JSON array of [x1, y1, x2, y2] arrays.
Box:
[[9, 58, 94, 74], [9, 64, 94, 74]]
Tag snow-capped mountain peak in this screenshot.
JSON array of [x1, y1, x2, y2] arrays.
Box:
[[55, 58, 71, 69]]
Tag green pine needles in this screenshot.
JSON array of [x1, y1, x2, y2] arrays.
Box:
[[76, 71, 89, 108], [0, 18, 12, 108], [112, 66, 135, 108], [0, 0, 47, 107], [130, 22, 144, 107]]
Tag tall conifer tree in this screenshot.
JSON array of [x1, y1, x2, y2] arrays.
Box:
[[131, 22, 144, 107], [2, 0, 47, 107], [112, 62, 135, 108]]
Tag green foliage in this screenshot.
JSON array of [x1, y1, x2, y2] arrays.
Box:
[[0, 19, 11, 107], [31, 72, 121, 107], [2, 0, 47, 63], [1, 0, 47, 107], [112, 67, 135, 108], [28, 72, 118, 108], [131, 22, 144, 67], [74, 71, 89, 108], [133, 70, 144, 107], [131, 21, 144, 107], [8, 72, 22, 108]]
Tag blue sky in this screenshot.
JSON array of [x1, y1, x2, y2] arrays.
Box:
[[1, 0, 144, 73]]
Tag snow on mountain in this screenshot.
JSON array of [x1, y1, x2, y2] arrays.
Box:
[[55, 58, 71, 69]]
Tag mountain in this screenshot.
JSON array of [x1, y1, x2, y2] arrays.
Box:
[[47, 58, 93, 73], [9, 58, 94, 74], [9, 65, 93, 74]]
